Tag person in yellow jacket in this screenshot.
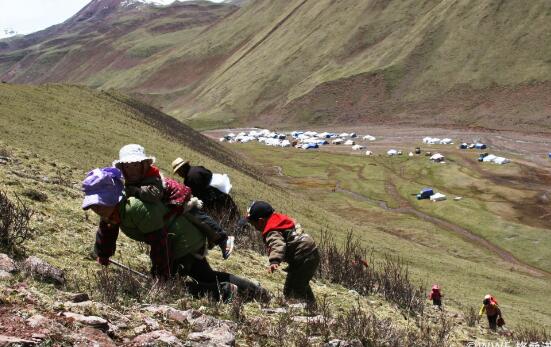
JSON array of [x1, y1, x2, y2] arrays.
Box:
[[479, 294, 504, 330]]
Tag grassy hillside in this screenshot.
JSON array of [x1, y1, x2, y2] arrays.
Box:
[[2, 0, 551, 131], [231, 143, 551, 329], [0, 84, 550, 342]]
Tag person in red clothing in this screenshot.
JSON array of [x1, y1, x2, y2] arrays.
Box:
[[240, 201, 319, 306], [428, 284, 443, 310], [95, 144, 232, 266], [479, 294, 504, 331]]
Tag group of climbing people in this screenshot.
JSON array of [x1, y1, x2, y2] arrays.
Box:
[[81, 144, 320, 306], [429, 286, 505, 331], [81, 143, 506, 329]]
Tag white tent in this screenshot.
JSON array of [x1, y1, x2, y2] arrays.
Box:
[[430, 193, 447, 201], [408, 152, 414, 157], [344, 140, 355, 146], [482, 154, 497, 162], [430, 153, 445, 162], [365, 150, 373, 156], [493, 157, 510, 165], [339, 132, 349, 138], [332, 139, 344, 145], [439, 138, 453, 145], [363, 135, 376, 141], [352, 144, 365, 150], [387, 149, 398, 156], [423, 137, 441, 144]]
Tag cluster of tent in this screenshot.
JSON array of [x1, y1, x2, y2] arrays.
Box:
[[459, 142, 487, 150], [422, 137, 453, 145], [220, 129, 289, 146], [220, 129, 377, 151], [478, 153, 511, 165]]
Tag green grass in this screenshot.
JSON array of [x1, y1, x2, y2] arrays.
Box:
[[0, 84, 434, 325], [1, 84, 549, 344], [233, 143, 551, 328]]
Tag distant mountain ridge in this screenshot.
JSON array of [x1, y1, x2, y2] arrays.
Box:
[[1, 0, 551, 131], [0, 28, 18, 40]]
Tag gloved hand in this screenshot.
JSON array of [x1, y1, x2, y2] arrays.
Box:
[[97, 257, 110, 266], [184, 197, 203, 213]]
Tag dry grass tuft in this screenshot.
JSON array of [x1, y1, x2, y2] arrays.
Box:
[[0, 190, 34, 255]]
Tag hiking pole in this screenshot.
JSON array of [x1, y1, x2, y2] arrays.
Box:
[[108, 259, 149, 280]]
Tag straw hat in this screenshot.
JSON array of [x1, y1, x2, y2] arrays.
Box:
[[172, 157, 189, 174]]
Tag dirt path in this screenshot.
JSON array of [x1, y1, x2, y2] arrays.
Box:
[[335, 179, 550, 278]]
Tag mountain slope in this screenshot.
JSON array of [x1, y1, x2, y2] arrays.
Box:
[[1, 84, 551, 331], [1, 0, 551, 130]]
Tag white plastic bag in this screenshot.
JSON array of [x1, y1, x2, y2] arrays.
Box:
[[210, 173, 232, 194]]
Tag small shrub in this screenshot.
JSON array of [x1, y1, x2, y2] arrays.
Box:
[[411, 312, 453, 347], [305, 295, 332, 341], [513, 324, 550, 344], [0, 190, 34, 254], [22, 188, 48, 202], [0, 147, 10, 158], [464, 306, 480, 327], [334, 304, 403, 346], [318, 230, 425, 316], [229, 293, 246, 322], [92, 267, 145, 305]]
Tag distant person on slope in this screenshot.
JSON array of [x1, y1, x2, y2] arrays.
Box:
[[172, 158, 240, 226], [479, 294, 504, 331], [82, 167, 268, 302], [113, 144, 232, 259], [239, 201, 319, 307], [428, 284, 443, 310]]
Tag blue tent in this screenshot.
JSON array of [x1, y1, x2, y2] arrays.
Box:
[[548, 153, 551, 159], [301, 143, 319, 149], [475, 143, 487, 149], [416, 188, 434, 200]]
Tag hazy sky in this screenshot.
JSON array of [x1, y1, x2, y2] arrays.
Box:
[[0, 0, 224, 35]]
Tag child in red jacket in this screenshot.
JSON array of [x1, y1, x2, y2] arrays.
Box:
[[240, 201, 319, 307], [429, 284, 443, 310]]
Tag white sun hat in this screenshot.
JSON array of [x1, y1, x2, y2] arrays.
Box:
[[112, 144, 156, 168]]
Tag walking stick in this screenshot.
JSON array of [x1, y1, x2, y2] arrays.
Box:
[[108, 259, 149, 280]]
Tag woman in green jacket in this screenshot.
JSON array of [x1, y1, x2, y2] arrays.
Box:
[[82, 167, 268, 302]]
